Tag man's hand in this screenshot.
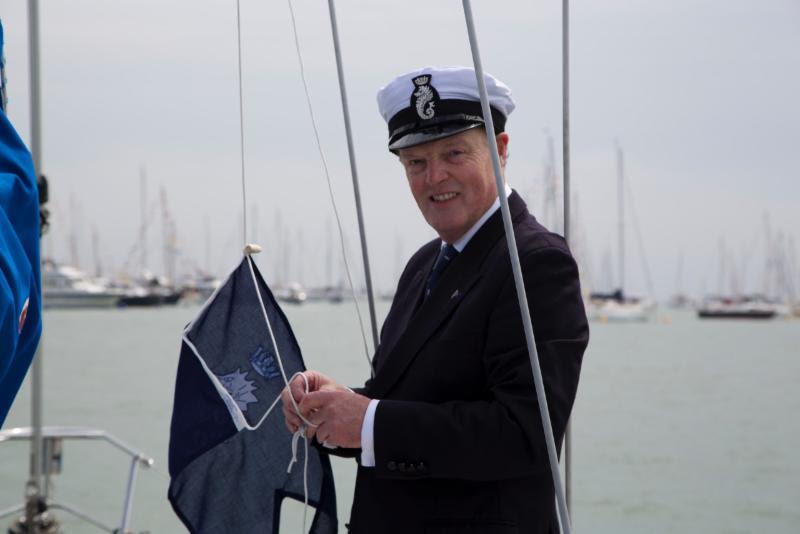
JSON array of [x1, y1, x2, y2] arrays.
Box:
[[280, 370, 347, 434], [299, 389, 371, 449]]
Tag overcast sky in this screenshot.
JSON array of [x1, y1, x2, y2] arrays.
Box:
[[1, 0, 798, 299]]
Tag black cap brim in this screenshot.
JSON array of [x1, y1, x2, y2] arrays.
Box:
[[388, 122, 484, 152]]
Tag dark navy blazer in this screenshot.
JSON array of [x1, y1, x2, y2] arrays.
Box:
[[344, 191, 589, 534]]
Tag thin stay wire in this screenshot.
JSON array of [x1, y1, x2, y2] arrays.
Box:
[[227, 6, 318, 532], [286, 0, 374, 375], [623, 172, 656, 299]]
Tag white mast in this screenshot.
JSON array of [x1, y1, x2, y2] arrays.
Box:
[[26, 0, 45, 530], [139, 167, 147, 276], [327, 0, 380, 357], [616, 142, 625, 294], [562, 0, 574, 516]]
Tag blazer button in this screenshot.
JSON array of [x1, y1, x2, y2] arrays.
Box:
[[387, 461, 397, 472]]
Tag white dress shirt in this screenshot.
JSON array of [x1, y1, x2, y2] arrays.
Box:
[[360, 184, 512, 467]]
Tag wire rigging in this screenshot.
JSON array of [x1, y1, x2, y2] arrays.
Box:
[[623, 172, 656, 299], [285, 0, 374, 375], [235, 0, 247, 245]]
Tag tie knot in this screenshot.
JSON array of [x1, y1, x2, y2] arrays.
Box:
[[425, 244, 459, 298], [440, 244, 458, 262]]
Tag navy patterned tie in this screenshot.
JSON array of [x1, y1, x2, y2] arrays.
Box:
[[425, 244, 459, 299]]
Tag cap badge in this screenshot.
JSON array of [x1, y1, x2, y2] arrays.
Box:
[[411, 75, 438, 120]]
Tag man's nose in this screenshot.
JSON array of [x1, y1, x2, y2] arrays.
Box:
[[426, 158, 449, 185]]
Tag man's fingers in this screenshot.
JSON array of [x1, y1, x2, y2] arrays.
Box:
[[305, 417, 324, 440], [285, 418, 298, 434], [298, 390, 340, 417], [288, 374, 309, 403], [315, 421, 330, 445], [281, 381, 308, 434], [283, 406, 302, 430]]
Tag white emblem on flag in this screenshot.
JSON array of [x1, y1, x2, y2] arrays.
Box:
[[217, 368, 258, 412]]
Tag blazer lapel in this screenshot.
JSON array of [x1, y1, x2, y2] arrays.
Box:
[[368, 191, 528, 398], [372, 245, 436, 373]]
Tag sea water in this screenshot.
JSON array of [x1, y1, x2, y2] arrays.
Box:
[[1, 303, 798, 533]]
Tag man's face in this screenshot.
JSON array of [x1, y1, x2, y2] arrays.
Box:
[[398, 128, 509, 244]]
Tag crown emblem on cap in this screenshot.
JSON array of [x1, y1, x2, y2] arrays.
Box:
[[411, 74, 438, 120]]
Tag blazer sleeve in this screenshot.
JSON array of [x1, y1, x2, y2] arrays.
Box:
[[372, 244, 589, 481]]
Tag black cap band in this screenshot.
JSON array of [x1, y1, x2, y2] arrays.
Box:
[[387, 99, 507, 148]]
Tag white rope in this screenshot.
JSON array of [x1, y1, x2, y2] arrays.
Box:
[[245, 254, 315, 533], [229, 0, 371, 526], [286, 371, 312, 534]]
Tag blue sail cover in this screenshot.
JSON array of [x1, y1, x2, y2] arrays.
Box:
[[168, 256, 337, 533], [0, 19, 43, 427]]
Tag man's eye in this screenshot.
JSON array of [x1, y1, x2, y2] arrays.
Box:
[[449, 150, 464, 157], [409, 159, 424, 167]]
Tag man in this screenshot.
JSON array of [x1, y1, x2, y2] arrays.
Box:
[[0, 19, 42, 427], [282, 66, 588, 533]]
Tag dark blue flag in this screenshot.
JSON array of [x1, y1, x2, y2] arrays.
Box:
[[168, 255, 337, 533]]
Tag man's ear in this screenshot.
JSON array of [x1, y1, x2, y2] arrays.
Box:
[[496, 132, 510, 167]]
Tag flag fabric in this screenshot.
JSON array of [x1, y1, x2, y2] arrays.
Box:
[[168, 255, 337, 533]]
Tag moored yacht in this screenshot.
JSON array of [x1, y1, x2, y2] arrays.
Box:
[[118, 275, 183, 307], [697, 295, 779, 319], [586, 289, 656, 322], [42, 261, 121, 309]]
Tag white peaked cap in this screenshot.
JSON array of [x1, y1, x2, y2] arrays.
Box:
[[376, 66, 515, 151], [377, 66, 515, 122]]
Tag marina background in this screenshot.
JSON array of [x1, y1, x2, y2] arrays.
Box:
[[1, 302, 799, 532], [0, 0, 799, 531], [0, 0, 797, 302]]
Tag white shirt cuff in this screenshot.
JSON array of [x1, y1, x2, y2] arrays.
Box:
[[360, 399, 379, 467]]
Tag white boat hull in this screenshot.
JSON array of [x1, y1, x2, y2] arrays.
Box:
[[587, 299, 656, 323], [44, 292, 120, 309]]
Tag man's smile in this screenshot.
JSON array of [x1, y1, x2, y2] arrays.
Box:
[[430, 192, 459, 203]]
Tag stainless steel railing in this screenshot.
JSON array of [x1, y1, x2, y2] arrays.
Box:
[[0, 426, 153, 534]]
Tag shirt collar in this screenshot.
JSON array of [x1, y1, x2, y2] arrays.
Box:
[[446, 184, 513, 252]]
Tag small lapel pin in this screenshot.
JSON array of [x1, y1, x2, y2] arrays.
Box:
[[450, 289, 460, 300]]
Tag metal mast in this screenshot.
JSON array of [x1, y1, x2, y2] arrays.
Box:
[[616, 143, 625, 293], [139, 167, 147, 276], [26, 0, 44, 531], [326, 0, 380, 358], [561, 0, 574, 518], [461, 2, 572, 532]]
